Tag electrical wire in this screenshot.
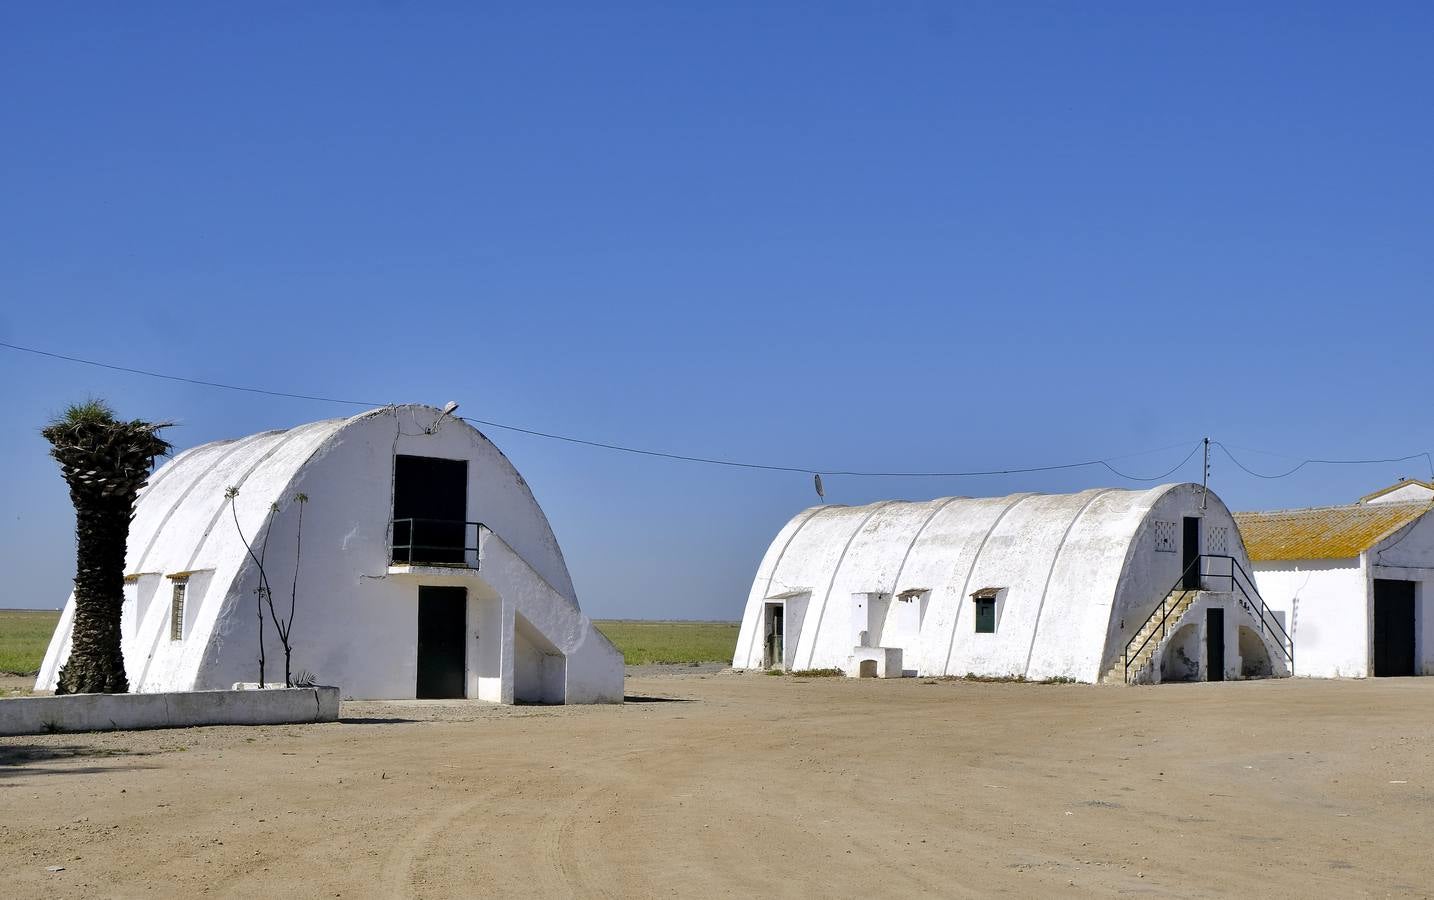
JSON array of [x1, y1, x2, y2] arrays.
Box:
[[3, 339, 1394, 483], [0, 340, 384, 408], [1213, 441, 1434, 481], [460, 413, 1202, 479]]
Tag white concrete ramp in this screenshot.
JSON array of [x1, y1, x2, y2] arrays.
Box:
[[479, 531, 624, 704]]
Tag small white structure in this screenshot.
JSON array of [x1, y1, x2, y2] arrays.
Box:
[[37, 405, 623, 703], [733, 483, 1292, 684], [1235, 481, 1434, 678]]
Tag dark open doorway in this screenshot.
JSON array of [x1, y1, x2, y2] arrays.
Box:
[[1182, 517, 1202, 590], [1206, 607, 1225, 681], [392, 455, 468, 565], [764, 603, 784, 669], [417, 586, 467, 698], [1374, 579, 1416, 677]]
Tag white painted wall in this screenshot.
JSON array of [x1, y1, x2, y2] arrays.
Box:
[[37, 405, 621, 704], [1364, 483, 1434, 505], [1250, 559, 1368, 678]]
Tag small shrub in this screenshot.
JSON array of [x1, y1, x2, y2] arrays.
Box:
[[952, 672, 1080, 684], [789, 668, 844, 678], [961, 672, 1027, 683]]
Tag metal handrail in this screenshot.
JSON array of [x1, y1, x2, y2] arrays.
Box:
[[1204, 554, 1294, 669], [1122, 553, 1295, 682], [389, 518, 488, 568], [1123, 555, 1204, 682]]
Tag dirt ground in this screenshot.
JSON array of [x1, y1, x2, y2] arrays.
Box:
[[3, 672, 1434, 898]]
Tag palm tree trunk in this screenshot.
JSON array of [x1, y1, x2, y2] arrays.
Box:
[[56, 496, 131, 694]]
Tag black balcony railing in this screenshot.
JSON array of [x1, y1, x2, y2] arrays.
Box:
[[389, 518, 486, 568]]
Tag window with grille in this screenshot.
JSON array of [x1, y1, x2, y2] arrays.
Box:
[[1153, 521, 1177, 553], [1208, 526, 1228, 555], [170, 582, 186, 641]]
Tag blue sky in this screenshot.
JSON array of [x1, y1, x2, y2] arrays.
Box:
[[3, 2, 1432, 617]]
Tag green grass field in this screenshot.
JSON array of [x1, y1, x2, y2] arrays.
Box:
[[0, 609, 61, 675], [593, 619, 740, 666], [0, 611, 733, 674]]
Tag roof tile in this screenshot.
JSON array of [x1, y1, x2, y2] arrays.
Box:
[[1234, 501, 1432, 561]]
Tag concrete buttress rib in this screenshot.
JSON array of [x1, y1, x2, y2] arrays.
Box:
[[1022, 489, 1115, 676], [887, 497, 964, 597], [800, 502, 896, 670], [942, 494, 1036, 674], [741, 505, 831, 665], [135, 423, 334, 690]]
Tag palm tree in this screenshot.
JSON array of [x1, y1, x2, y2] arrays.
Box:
[[43, 400, 170, 694]]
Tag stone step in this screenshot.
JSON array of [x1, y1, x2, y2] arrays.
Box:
[[1109, 591, 1202, 683]]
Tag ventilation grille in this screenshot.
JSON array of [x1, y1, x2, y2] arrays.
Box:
[[1153, 521, 1177, 553]]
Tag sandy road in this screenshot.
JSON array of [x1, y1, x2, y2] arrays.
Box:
[[3, 671, 1434, 898]]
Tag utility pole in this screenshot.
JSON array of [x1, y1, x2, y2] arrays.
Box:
[[1201, 437, 1210, 510]]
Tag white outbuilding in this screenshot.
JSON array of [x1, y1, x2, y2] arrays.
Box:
[[732, 483, 1292, 684], [37, 404, 623, 703], [1234, 480, 1434, 679]]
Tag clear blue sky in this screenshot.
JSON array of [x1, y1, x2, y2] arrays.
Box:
[[3, 3, 1432, 617]]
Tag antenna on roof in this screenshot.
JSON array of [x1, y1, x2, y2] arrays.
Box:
[[814, 473, 826, 504], [1201, 437, 1210, 510]]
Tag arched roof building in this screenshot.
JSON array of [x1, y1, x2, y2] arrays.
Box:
[[38, 405, 622, 703], [733, 483, 1291, 684]]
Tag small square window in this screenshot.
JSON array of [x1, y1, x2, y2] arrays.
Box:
[[1153, 521, 1177, 553], [170, 582, 186, 641], [974, 598, 996, 633]]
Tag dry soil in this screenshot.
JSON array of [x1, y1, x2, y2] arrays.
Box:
[[3, 672, 1433, 898]]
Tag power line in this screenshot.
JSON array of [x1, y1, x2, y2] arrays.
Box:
[[461, 414, 1202, 479], [1212, 441, 1434, 481], [6, 338, 1416, 483], [0, 340, 384, 408], [1, 339, 1203, 479]]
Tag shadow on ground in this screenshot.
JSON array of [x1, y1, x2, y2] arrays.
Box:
[[0, 744, 159, 780], [337, 717, 423, 725]]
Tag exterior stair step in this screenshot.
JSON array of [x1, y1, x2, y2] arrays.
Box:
[[1108, 590, 1201, 683]]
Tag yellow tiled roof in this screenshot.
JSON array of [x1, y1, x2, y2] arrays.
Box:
[[1234, 501, 1432, 561]]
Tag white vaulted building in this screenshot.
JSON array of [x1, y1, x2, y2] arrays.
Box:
[[733, 483, 1293, 684], [37, 405, 623, 703]]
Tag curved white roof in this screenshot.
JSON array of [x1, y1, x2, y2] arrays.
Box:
[[733, 483, 1253, 681], [115, 406, 575, 606]]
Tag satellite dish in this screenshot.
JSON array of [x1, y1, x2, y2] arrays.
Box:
[[814, 473, 825, 503], [441, 401, 460, 416]]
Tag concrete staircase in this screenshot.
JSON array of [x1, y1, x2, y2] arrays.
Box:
[[1106, 589, 1200, 684]]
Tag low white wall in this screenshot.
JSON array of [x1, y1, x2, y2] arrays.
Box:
[[0, 687, 339, 737]]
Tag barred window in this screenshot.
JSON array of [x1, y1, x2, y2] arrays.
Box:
[[170, 582, 186, 641]]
